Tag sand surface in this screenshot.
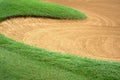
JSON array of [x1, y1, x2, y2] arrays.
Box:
[[0, 0, 120, 62]]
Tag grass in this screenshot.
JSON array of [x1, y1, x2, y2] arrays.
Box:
[[0, 0, 120, 80], [0, 34, 120, 80], [0, 0, 86, 21]]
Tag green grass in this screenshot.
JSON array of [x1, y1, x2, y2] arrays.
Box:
[[0, 0, 86, 21], [0, 0, 120, 80], [0, 34, 120, 80]]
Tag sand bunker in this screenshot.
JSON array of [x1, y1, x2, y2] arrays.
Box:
[[0, 0, 120, 62]]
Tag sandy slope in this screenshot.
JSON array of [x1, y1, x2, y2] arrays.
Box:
[[0, 0, 120, 62]]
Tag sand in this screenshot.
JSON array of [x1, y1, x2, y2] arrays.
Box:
[[0, 0, 120, 62]]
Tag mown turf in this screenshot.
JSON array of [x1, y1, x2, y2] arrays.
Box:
[[0, 0, 120, 80], [0, 34, 120, 80], [0, 0, 86, 21]]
